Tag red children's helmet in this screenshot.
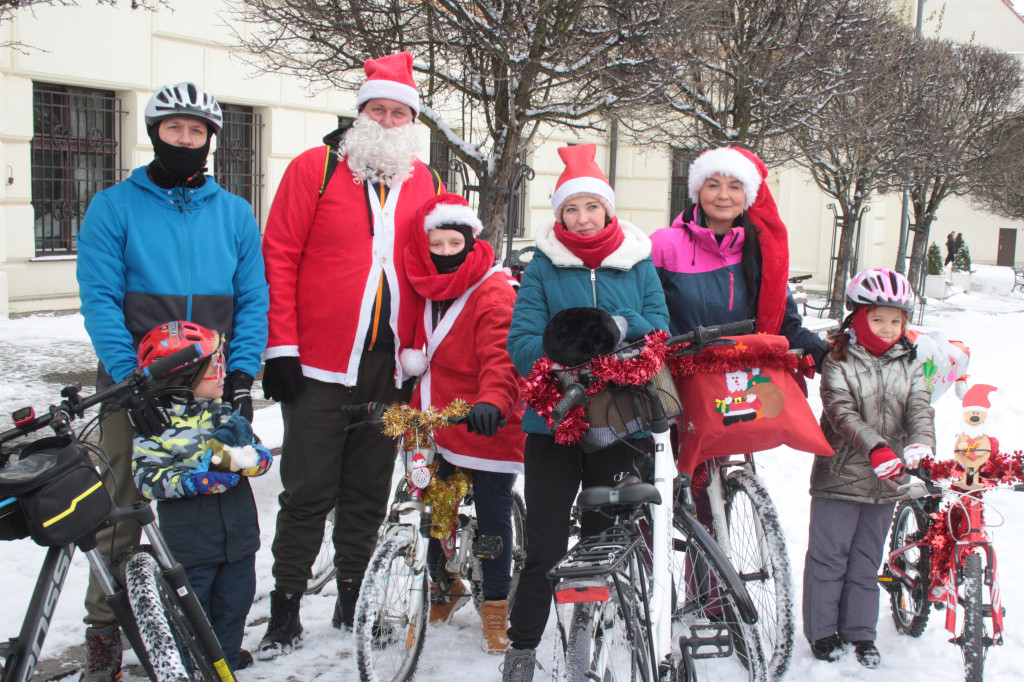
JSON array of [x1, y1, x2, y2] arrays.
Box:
[[137, 321, 223, 380]]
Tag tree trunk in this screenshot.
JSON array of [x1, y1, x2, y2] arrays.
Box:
[[828, 211, 858, 320], [906, 214, 934, 295]]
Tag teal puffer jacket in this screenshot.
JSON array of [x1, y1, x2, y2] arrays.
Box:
[[508, 219, 670, 435]]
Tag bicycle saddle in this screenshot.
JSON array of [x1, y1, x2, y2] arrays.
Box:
[[576, 476, 662, 509]]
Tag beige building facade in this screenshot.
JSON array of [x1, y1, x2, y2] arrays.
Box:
[[0, 0, 1020, 316]]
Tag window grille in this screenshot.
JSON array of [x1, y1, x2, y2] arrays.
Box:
[[31, 83, 126, 255], [669, 147, 696, 221], [214, 104, 264, 220], [429, 132, 458, 192], [509, 172, 528, 238]]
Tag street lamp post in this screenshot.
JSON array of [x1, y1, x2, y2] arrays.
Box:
[[896, 0, 926, 275]]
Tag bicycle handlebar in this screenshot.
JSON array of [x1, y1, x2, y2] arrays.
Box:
[[339, 402, 508, 429], [0, 344, 202, 445], [665, 319, 756, 349]]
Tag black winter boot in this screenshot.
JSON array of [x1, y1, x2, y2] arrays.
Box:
[[258, 590, 303, 659], [80, 624, 123, 682], [333, 577, 362, 629]]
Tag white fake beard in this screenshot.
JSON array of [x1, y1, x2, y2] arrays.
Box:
[[340, 114, 420, 187], [960, 420, 990, 439]]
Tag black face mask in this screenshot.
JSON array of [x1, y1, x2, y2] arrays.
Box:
[[147, 123, 211, 188], [427, 225, 475, 273]]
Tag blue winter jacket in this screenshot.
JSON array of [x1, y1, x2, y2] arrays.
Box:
[[508, 220, 670, 434], [77, 167, 269, 385], [650, 205, 827, 363]]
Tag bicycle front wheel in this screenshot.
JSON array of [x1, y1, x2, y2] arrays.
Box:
[[721, 468, 794, 681], [355, 535, 429, 682], [960, 552, 988, 682], [306, 508, 337, 595], [888, 500, 931, 636], [124, 549, 219, 682], [564, 572, 650, 682]]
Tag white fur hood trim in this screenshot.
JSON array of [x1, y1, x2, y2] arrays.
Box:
[[534, 219, 652, 270]]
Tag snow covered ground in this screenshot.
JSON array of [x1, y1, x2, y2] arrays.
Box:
[[0, 264, 1022, 681]]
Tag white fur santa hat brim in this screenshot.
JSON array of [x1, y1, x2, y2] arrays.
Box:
[[356, 51, 420, 117], [422, 194, 484, 235], [551, 143, 615, 220], [687, 147, 763, 210]]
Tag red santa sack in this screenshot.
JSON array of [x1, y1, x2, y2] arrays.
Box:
[[669, 334, 833, 475]]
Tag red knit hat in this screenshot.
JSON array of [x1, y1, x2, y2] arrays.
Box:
[[551, 143, 615, 220], [356, 52, 420, 116], [729, 148, 789, 335], [419, 193, 483, 235], [962, 384, 998, 413]]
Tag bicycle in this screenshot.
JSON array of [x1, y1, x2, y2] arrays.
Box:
[[880, 464, 1023, 682], [345, 401, 526, 682], [0, 344, 235, 682], [543, 321, 765, 682]]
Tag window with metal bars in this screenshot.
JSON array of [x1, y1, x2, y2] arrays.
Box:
[[213, 103, 264, 220], [31, 83, 126, 255], [429, 132, 458, 192], [669, 147, 697, 220]]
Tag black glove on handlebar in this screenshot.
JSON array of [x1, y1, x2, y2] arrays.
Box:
[[223, 370, 255, 421], [125, 383, 170, 438], [467, 402, 502, 438], [262, 357, 306, 404]]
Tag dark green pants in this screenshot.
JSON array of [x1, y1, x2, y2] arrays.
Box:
[[270, 350, 411, 593]]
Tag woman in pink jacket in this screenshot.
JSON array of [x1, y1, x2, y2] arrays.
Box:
[[400, 193, 525, 654]]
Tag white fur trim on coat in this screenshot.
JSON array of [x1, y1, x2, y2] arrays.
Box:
[[687, 148, 762, 209], [534, 219, 651, 270], [424, 203, 484, 235], [400, 347, 429, 376]]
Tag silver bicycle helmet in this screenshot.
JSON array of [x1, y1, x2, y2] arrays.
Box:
[[145, 82, 223, 134]]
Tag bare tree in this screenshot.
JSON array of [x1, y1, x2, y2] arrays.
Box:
[[622, 0, 891, 164], [967, 112, 1024, 221], [901, 38, 1024, 292], [787, 12, 919, 319], [229, 0, 699, 252]]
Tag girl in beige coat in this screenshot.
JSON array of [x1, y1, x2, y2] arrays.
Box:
[[803, 268, 935, 669]]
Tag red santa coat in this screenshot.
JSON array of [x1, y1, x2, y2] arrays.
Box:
[[411, 267, 525, 474], [262, 146, 440, 387]]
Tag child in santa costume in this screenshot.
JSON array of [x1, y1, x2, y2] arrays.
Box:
[[400, 193, 525, 655], [803, 268, 935, 668], [502, 143, 669, 681]]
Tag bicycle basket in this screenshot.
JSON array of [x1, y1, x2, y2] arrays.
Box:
[[553, 342, 681, 453], [0, 437, 111, 547]]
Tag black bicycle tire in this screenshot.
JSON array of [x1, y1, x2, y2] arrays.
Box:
[[673, 507, 767, 682], [564, 574, 649, 682], [354, 535, 429, 682], [124, 549, 219, 682], [721, 468, 794, 681], [306, 508, 338, 595], [565, 601, 599, 682], [960, 552, 986, 682], [470, 490, 527, 611], [888, 501, 931, 637]]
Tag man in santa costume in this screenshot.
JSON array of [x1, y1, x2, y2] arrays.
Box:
[[259, 51, 443, 657]]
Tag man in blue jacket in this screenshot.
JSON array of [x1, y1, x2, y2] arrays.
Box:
[[75, 82, 269, 681]]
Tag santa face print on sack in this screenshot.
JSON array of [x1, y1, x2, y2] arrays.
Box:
[[714, 367, 785, 426], [953, 383, 999, 489]]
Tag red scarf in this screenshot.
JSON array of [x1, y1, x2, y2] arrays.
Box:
[[554, 217, 625, 269], [405, 236, 495, 302], [850, 307, 901, 357]]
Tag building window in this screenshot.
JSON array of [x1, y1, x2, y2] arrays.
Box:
[[338, 115, 355, 130], [31, 83, 126, 255], [429, 132, 458, 192], [213, 104, 264, 220], [669, 147, 696, 220]]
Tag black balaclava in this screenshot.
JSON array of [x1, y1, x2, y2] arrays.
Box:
[[428, 225, 476, 274], [146, 118, 212, 189]]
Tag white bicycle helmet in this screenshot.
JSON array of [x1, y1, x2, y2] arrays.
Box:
[[145, 82, 223, 134], [846, 267, 916, 312]]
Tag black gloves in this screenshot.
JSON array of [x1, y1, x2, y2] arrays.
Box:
[[466, 402, 502, 438], [223, 370, 255, 421], [125, 382, 170, 438], [262, 356, 306, 403]]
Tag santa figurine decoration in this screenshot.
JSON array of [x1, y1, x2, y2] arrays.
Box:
[[953, 384, 999, 489]]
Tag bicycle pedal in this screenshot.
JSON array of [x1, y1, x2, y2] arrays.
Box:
[[679, 624, 733, 659], [472, 535, 504, 560]]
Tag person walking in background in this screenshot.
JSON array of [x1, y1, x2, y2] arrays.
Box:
[[803, 268, 935, 668], [501, 144, 669, 681], [259, 51, 443, 657], [76, 82, 268, 682], [945, 230, 957, 267], [400, 193, 525, 654]]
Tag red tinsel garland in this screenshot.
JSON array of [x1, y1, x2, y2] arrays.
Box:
[[523, 330, 672, 445], [668, 342, 800, 379]]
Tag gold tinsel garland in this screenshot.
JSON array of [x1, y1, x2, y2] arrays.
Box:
[[377, 400, 474, 539]]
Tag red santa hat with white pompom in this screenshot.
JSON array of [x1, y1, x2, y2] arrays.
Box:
[[356, 52, 420, 116], [962, 384, 999, 413]]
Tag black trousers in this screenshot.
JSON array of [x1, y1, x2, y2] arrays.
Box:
[[507, 434, 641, 649]]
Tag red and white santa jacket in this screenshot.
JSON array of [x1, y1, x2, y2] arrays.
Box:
[[406, 267, 525, 475], [262, 146, 440, 387]]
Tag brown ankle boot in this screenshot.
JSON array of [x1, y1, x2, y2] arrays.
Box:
[[429, 579, 472, 624], [481, 600, 510, 654]]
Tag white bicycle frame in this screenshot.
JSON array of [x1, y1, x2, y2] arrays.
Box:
[[648, 422, 675, 674]]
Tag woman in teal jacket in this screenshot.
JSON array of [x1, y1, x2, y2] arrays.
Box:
[[502, 144, 669, 680]]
